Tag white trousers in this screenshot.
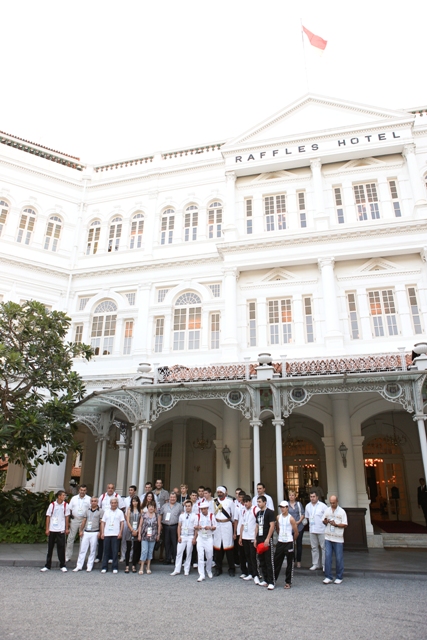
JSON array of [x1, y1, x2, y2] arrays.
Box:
[[213, 521, 233, 550], [197, 536, 213, 578], [66, 517, 84, 561], [174, 536, 194, 574], [121, 522, 129, 559], [76, 531, 99, 570], [310, 532, 325, 569]]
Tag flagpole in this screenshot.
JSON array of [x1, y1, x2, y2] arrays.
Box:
[[300, 18, 310, 94]]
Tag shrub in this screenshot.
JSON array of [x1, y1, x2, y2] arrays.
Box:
[[0, 523, 47, 543]]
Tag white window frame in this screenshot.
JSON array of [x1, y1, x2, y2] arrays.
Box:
[[124, 292, 136, 306], [184, 205, 198, 242], [208, 283, 221, 298], [268, 298, 293, 345], [210, 312, 220, 349], [388, 180, 402, 217], [86, 220, 101, 255], [90, 300, 118, 355], [17, 208, 36, 244], [161, 208, 175, 245], [154, 317, 165, 353], [245, 198, 253, 234], [407, 286, 422, 334], [74, 324, 83, 344], [264, 194, 286, 232], [130, 213, 144, 249], [346, 292, 360, 339], [157, 288, 169, 303], [334, 187, 345, 224], [78, 297, 90, 311], [368, 289, 398, 337], [44, 215, 62, 252], [108, 217, 122, 252], [173, 292, 202, 351], [248, 301, 257, 347], [123, 320, 133, 355], [0, 200, 9, 237], [297, 191, 307, 228], [208, 201, 223, 239], [353, 183, 380, 221], [303, 296, 315, 343]]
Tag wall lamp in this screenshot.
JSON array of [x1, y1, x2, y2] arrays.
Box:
[[338, 442, 348, 468], [222, 444, 231, 469]]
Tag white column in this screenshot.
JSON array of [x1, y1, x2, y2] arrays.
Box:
[[222, 267, 239, 358], [321, 436, 338, 499], [115, 430, 129, 496], [273, 419, 284, 506], [223, 171, 237, 241], [131, 426, 141, 486], [402, 144, 427, 205], [93, 438, 102, 496], [222, 404, 240, 490], [331, 395, 357, 506], [97, 436, 108, 494], [251, 420, 262, 489], [318, 258, 343, 347], [395, 284, 413, 337], [311, 158, 328, 229], [417, 417, 427, 479], [138, 426, 150, 492]]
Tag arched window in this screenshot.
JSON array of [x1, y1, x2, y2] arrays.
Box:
[[208, 201, 222, 239], [86, 220, 101, 255], [173, 292, 202, 351], [17, 207, 36, 244], [184, 204, 198, 241], [44, 215, 62, 252], [0, 200, 9, 237], [130, 212, 144, 249], [160, 208, 175, 245], [90, 300, 118, 355], [108, 217, 122, 252]]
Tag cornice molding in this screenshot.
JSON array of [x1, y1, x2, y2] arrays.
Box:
[[0, 255, 70, 279], [72, 255, 223, 279], [337, 269, 421, 281]]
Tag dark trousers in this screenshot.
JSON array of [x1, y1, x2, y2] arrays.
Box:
[[214, 544, 235, 573], [234, 537, 240, 565], [295, 529, 304, 562], [164, 524, 178, 562], [102, 536, 119, 571], [45, 531, 66, 569], [125, 539, 142, 567], [242, 538, 257, 578], [274, 541, 294, 584], [256, 539, 275, 585]]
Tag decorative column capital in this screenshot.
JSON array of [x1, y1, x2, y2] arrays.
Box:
[[310, 158, 322, 171], [250, 420, 262, 428], [402, 143, 416, 158], [225, 170, 236, 184], [222, 266, 240, 279], [272, 419, 284, 428], [318, 257, 335, 270], [420, 247, 427, 263]]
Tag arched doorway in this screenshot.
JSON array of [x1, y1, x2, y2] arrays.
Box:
[[283, 439, 321, 504], [364, 437, 408, 521], [153, 442, 172, 488]]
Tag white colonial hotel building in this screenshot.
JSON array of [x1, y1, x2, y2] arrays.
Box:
[[2, 95, 427, 545]]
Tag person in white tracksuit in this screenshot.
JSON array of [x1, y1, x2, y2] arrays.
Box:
[[195, 501, 217, 582], [170, 500, 197, 576]]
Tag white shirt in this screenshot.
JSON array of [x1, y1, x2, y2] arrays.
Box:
[[277, 514, 293, 543], [179, 512, 197, 537], [198, 498, 215, 514], [234, 501, 245, 522], [98, 492, 125, 510], [305, 500, 327, 534], [69, 494, 91, 518], [252, 493, 274, 511], [214, 497, 235, 522], [239, 505, 258, 540], [324, 506, 347, 543], [197, 512, 217, 538], [101, 508, 124, 536], [46, 501, 71, 532]]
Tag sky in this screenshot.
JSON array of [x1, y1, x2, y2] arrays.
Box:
[[0, 0, 425, 164]]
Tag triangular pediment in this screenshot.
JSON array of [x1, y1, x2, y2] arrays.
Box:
[[225, 95, 411, 149], [360, 258, 398, 273], [250, 169, 297, 183], [341, 157, 386, 170], [262, 268, 295, 282]]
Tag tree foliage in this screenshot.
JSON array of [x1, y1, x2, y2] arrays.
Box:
[[0, 300, 92, 474]]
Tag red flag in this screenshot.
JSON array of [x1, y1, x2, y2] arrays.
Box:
[[302, 26, 327, 50]]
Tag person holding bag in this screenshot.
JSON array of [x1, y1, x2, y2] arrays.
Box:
[[287, 490, 306, 568], [124, 495, 142, 573]]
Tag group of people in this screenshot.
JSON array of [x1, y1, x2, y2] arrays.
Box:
[[41, 479, 348, 588]]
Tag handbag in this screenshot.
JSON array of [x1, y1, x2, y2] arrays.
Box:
[[298, 502, 308, 527]]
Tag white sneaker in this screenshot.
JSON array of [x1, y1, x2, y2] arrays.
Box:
[[309, 565, 319, 571], [65, 558, 70, 563], [112, 569, 118, 574], [207, 571, 213, 579], [334, 579, 343, 584], [86, 568, 92, 572], [193, 563, 198, 568], [259, 581, 268, 587], [40, 567, 50, 572], [197, 576, 205, 582], [243, 575, 253, 581], [267, 584, 274, 590], [239, 574, 248, 579], [253, 576, 260, 585], [184, 572, 189, 576], [108, 559, 113, 564], [323, 578, 333, 584], [101, 569, 107, 573], [72, 567, 81, 572], [60, 567, 68, 572], [94, 559, 100, 564], [170, 571, 180, 576]]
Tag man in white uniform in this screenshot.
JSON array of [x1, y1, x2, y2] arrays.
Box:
[[100, 498, 124, 573], [171, 500, 197, 576], [252, 483, 274, 511], [322, 495, 348, 584], [195, 500, 217, 582], [73, 496, 104, 572], [66, 484, 91, 562], [96, 483, 125, 562], [305, 490, 327, 571], [213, 486, 235, 577]]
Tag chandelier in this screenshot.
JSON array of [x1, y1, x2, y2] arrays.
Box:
[[193, 422, 212, 450], [384, 412, 407, 448], [283, 421, 303, 450]]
